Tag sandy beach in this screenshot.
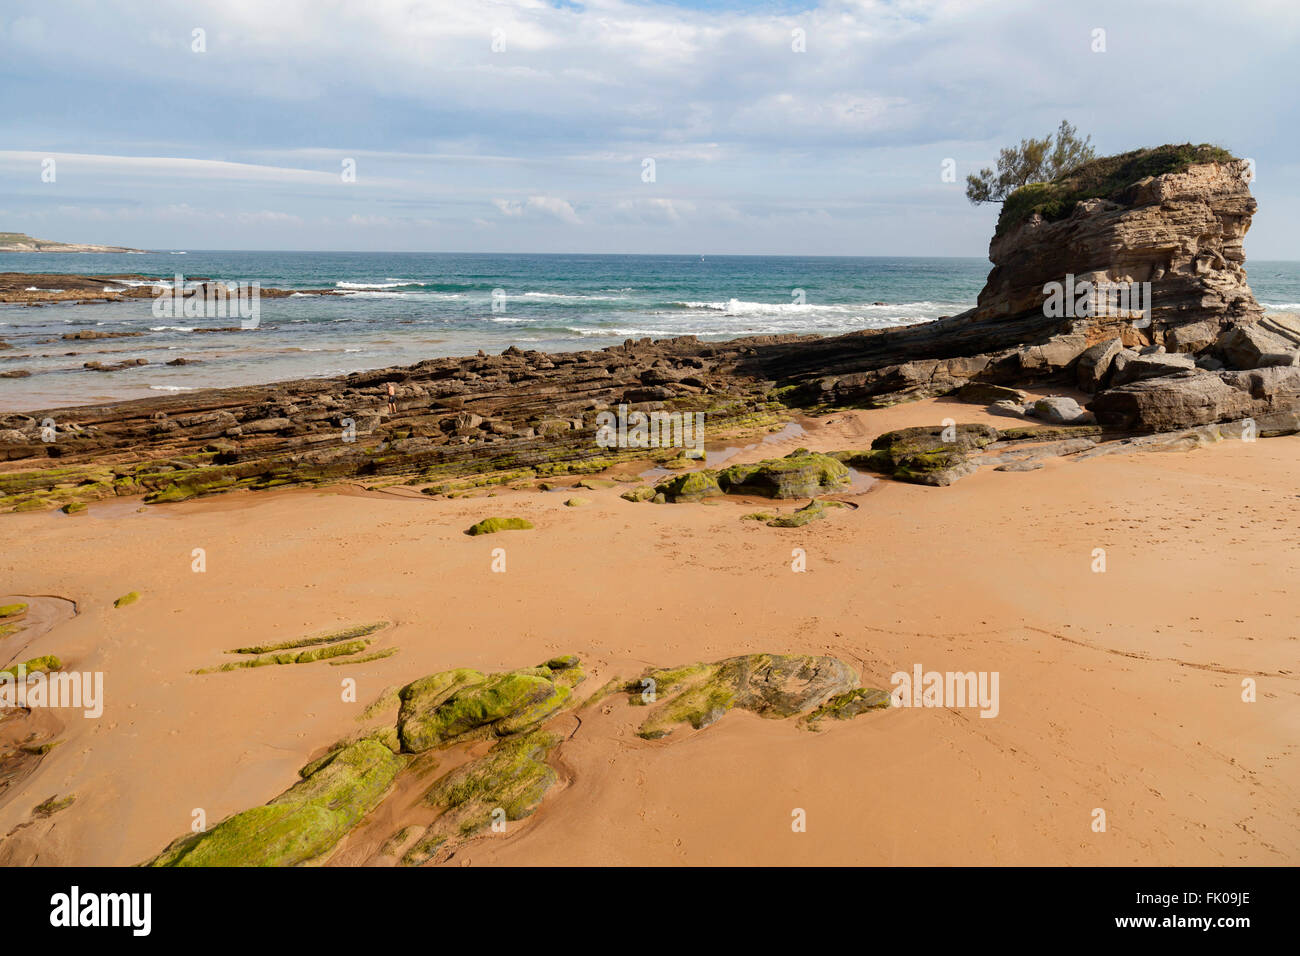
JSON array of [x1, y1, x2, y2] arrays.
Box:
[[1, 397, 1294, 866]]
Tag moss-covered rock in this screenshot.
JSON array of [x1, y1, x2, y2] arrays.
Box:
[[627, 653, 857, 739], [150, 738, 405, 867], [653, 469, 723, 502], [716, 449, 850, 498], [113, 591, 140, 608], [402, 729, 560, 865], [0, 655, 61, 679], [202, 638, 373, 672], [619, 485, 656, 502], [0, 603, 28, 620], [328, 647, 399, 666], [563, 497, 590, 507], [33, 794, 76, 817], [231, 622, 387, 656], [838, 423, 1001, 487], [765, 498, 846, 528], [397, 668, 569, 751], [61, 502, 87, 515], [465, 516, 534, 535], [803, 687, 892, 726]]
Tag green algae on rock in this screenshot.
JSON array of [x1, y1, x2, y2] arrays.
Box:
[[627, 653, 858, 739], [465, 516, 534, 535], [329, 647, 400, 666], [113, 591, 140, 608], [717, 449, 850, 498], [397, 666, 571, 752], [150, 738, 405, 867], [204, 638, 371, 672], [765, 498, 847, 528], [402, 729, 561, 866], [802, 687, 892, 727], [2, 655, 62, 679], [619, 485, 656, 502], [834, 423, 1000, 487], [653, 469, 722, 502], [33, 793, 76, 817], [230, 622, 388, 656], [0, 603, 28, 620], [563, 496, 590, 507]]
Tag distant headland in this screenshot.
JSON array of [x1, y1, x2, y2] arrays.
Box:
[[0, 231, 146, 254]]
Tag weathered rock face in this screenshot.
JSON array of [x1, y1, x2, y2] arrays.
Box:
[[750, 158, 1264, 407], [981, 161, 1262, 351]]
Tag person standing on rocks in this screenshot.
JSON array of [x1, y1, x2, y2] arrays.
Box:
[[386, 381, 397, 416]]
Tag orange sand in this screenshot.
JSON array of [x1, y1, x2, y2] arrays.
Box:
[[0, 398, 1295, 866]]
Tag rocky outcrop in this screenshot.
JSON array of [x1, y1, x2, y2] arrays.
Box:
[[0, 272, 336, 304], [626, 653, 864, 739], [146, 651, 884, 866], [751, 151, 1264, 407]]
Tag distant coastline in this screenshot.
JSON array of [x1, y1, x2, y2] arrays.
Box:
[[0, 231, 147, 254]]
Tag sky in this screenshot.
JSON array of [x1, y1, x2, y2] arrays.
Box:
[[0, 0, 1297, 258]]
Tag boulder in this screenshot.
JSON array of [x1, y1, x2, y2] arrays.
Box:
[[629, 653, 859, 739], [1032, 397, 1094, 425], [1075, 338, 1125, 392], [1215, 314, 1300, 369], [953, 382, 1029, 405], [716, 450, 850, 499], [1088, 370, 1255, 431], [1109, 351, 1197, 386], [654, 470, 723, 502], [842, 423, 999, 487]]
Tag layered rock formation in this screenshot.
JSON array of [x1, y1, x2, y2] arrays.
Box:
[[753, 150, 1269, 408]]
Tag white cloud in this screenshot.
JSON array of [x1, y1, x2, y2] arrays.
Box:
[[494, 196, 581, 224]]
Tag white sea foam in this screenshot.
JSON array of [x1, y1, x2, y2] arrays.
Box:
[[518, 291, 626, 300], [670, 298, 957, 317], [339, 290, 463, 300], [336, 280, 407, 290]]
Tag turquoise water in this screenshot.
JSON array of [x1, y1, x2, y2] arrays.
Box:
[[1, 252, 1297, 410]]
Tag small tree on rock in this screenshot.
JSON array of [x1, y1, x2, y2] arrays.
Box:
[[966, 120, 1096, 205]]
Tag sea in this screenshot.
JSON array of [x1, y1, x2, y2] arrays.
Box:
[[2, 251, 1298, 411]]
